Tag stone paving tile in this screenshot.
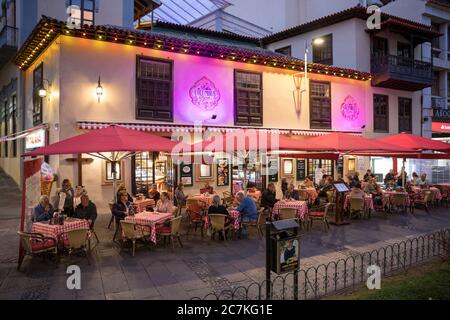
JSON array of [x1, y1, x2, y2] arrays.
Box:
[[101, 272, 130, 294], [105, 290, 134, 300], [157, 283, 190, 300], [131, 287, 160, 299]]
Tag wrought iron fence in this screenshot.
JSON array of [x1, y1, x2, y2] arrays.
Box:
[[192, 229, 450, 300]]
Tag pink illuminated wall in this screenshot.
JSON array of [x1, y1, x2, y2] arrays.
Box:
[[173, 56, 235, 126]]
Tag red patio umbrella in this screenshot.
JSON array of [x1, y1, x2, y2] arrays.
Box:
[[24, 125, 182, 156], [24, 125, 187, 201], [301, 132, 414, 153], [377, 133, 450, 152]]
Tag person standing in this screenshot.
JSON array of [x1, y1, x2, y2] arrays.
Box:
[[57, 179, 75, 217]]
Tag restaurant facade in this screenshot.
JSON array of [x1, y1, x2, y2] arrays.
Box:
[[4, 13, 429, 210]]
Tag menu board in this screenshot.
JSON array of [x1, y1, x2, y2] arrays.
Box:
[[268, 156, 279, 182], [216, 158, 230, 186], [179, 162, 193, 186], [296, 159, 306, 181]]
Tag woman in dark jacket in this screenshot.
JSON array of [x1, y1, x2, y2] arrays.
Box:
[[112, 192, 133, 220]]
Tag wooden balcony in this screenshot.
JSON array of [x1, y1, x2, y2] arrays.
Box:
[[370, 55, 433, 91]]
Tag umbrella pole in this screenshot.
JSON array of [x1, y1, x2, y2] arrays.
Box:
[[402, 158, 406, 188]]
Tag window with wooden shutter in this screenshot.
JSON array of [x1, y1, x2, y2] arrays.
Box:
[[310, 81, 331, 129], [374, 94, 389, 133], [136, 57, 173, 122], [398, 97, 412, 133], [234, 70, 263, 126]]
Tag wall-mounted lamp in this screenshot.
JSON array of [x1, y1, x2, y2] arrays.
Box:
[[38, 79, 52, 99], [96, 76, 103, 103]]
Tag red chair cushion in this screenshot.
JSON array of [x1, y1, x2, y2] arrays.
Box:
[[308, 211, 325, 218], [156, 226, 171, 234], [31, 239, 56, 251]]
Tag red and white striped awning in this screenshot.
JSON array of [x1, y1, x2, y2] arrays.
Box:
[[76, 121, 361, 137]]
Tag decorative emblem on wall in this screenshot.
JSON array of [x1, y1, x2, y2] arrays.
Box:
[[189, 77, 221, 111], [340, 95, 359, 121]]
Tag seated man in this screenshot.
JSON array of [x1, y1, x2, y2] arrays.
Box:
[[363, 169, 375, 182], [236, 192, 257, 238], [318, 176, 334, 198], [148, 184, 160, 203], [417, 173, 429, 188], [74, 194, 98, 228], [34, 195, 55, 222], [261, 183, 277, 210]]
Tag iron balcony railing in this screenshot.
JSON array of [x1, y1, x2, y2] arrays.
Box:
[[0, 25, 18, 48], [371, 54, 433, 80]]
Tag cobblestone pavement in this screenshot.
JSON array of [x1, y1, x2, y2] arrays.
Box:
[[1, 170, 449, 299]]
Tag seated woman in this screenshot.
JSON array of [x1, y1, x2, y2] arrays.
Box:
[[155, 192, 173, 213], [284, 184, 300, 200], [73, 185, 86, 209], [318, 176, 334, 198], [34, 195, 55, 222], [74, 194, 97, 228], [116, 184, 133, 203], [174, 183, 189, 207], [112, 191, 133, 220], [385, 179, 398, 190]]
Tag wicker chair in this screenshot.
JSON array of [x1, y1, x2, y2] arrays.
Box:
[[349, 197, 365, 219], [156, 216, 183, 251], [390, 193, 408, 214], [120, 221, 150, 257], [279, 208, 298, 221], [242, 208, 268, 239], [17, 231, 58, 271], [186, 199, 205, 239], [307, 203, 332, 232], [65, 229, 90, 264], [411, 191, 432, 215], [208, 214, 232, 241], [107, 202, 115, 229]]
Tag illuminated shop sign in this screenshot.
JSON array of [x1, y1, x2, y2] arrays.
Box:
[[432, 122, 450, 133], [25, 128, 46, 151], [189, 77, 221, 111]]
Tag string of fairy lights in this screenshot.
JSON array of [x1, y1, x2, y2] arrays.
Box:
[[16, 18, 372, 81]]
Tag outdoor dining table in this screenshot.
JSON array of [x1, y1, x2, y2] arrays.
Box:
[[32, 218, 90, 244], [382, 191, 410, 207], [133, 198, 156, 213], [125, 211, 173, 243], [412, 186, 442, 201], [272, 200, 308, 221], [344, 194, 374, 212]]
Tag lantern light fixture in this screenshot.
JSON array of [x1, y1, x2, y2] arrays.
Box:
[[38, 79, 52, 99], [96, 76, 103, 103]]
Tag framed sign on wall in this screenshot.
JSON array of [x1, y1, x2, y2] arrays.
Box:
[[267, 156, 279, 183], [216, 159, 230, 186], [296, 159, 306, 181], [195, 164, 214, 181], [282, 159, 294, 177], [102, 160, 124, 185], [179, 162, 193, 186]]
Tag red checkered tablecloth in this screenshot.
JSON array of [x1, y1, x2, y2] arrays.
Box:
[[125, 211, 173, 243], [382, 191, 410, 207], [133, 199, 156, 213], [412, 187, 442, 201], [32, 218, 90, 242], [272, 201, 308, 221], [344, 195, 374, 211]]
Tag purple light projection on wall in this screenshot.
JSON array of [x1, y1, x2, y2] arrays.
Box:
[[189, 77, 221, 111], [173, 57, 234, 125], [340, 95, 360, 121]]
